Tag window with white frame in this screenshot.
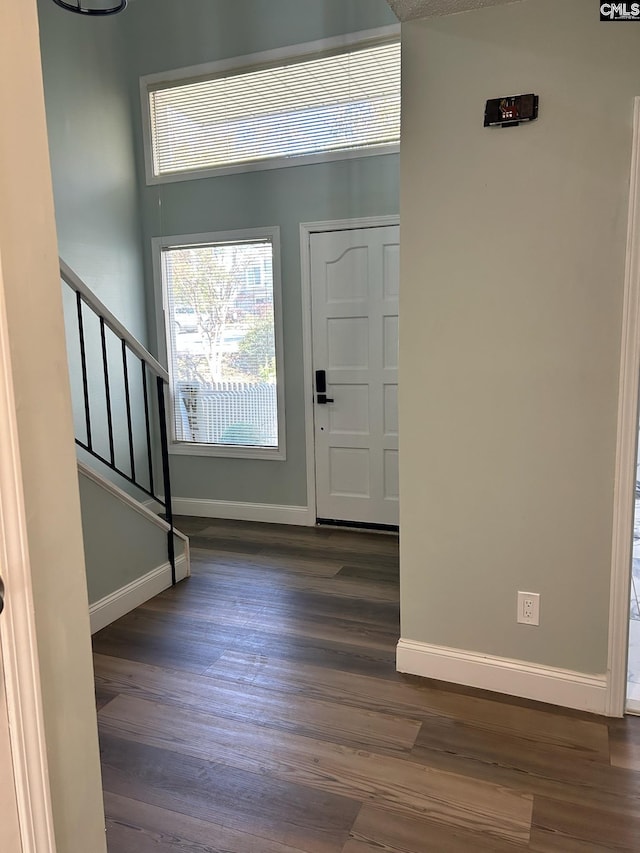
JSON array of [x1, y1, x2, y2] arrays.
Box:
[[156, 228, 285, 459], [142, 29, 400, 182]]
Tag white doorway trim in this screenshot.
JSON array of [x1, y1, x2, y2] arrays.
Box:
[[0, 252, 56, 851], [299, 215, 400, 524], [607, 97, 640, 717]]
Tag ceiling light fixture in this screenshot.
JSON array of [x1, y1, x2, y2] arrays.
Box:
[[50, 0, 127, 15]]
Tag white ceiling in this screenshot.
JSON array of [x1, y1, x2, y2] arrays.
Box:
[[386, 0, 523, 22]]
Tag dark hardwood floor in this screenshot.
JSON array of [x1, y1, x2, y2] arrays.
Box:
[[93, 517, 640, 852]]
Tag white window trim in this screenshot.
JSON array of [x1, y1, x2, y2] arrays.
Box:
[[152, 226, 286, 461], [140, 24, 401, 186]]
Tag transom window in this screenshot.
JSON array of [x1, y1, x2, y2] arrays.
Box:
[[142, 29, 400, 182], [155, 228, 285, 460]]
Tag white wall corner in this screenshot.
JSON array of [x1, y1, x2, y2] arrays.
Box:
[[89, 552, 189, 635], [172, 497, 315, 526], [396, 638, 608, 716]]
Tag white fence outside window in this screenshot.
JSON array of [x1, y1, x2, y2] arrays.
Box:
[[176, 381, 277, 447]]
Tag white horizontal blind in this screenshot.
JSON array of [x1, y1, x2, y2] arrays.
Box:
[[149, 41, 400, 177], [162, 239, 280, 449]]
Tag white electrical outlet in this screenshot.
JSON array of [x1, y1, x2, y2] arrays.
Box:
[[517, 591, 540, 626]]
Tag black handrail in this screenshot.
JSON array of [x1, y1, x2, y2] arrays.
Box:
[[60, 259, 177, 585]]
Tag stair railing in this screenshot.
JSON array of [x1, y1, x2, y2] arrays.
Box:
[[60, 259, 176, 584]]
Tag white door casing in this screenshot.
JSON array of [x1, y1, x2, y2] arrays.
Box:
[[609, 97, 640, 717], [0, 249, 56, 852], [310, 224, 399, 526], [0, 651, 22, 852]]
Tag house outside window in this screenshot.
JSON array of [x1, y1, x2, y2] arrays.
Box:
[[154, 228, 285, 460]]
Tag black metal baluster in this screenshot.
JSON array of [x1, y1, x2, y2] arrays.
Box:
[[76, 293, 92, 451], [65, 265, 181, 588], [122, 340, 136, 481], [141, 361, 155, 496], [100, 318, 115, 467], [157, 377, 176, 585]]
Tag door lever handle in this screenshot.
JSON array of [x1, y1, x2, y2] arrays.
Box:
[[315, 370, 333, 403], [0, 576, 4, 616]]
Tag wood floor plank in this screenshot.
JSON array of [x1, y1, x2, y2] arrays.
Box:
[[203, 650, 465, 718], [187, 521, 399, 569], [95, 517, 640, 853], [188, 553, 399, 603], [337, 563, 399, 584], [155, 553, 399, 607], [97, 604, 399, 679], [101, 734, 359, 853], [95, 685, 118, 712], [203, 648, 606, 753], [343, 804, 527, 852], [264, 590, 399, 630], [608, 716, 640, 771], [216, 630, 398, 679], [104, 791, 312, 853], [412, 710, 610, 774], [189, 547, 345, 578], [166, 599, 399, 652], [410, 691, 609, 755], [609, 741, 640, 771], [99, 694, 533, 845], [94, 653, 421, 753], [220, 609, 398, 653], [92, 626, 220, 674], [253, 539, 399, 569], [113, 592, 264, 635], [183, 535, 265, 555], [407, 711, 640, 819], [188, 535, 399, 570], [410, 735, 640, 817], [528, 795, 640, 851], [195, 518, 399, 555]]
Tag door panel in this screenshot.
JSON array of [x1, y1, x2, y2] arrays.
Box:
[[311, 225, 399, 526]]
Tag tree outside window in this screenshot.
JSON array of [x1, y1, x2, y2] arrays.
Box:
[[161, 235, 281, 451]]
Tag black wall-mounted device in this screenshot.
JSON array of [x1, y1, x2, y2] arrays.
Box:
[[484, 94, 539, 128]]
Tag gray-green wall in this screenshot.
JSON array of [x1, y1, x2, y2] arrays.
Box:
[[123, 0, 399, 507], [37, 0, 146, 338], [399, 0, 640, 675], [79, 471, 185, 604], [38, 0, 155, 494]]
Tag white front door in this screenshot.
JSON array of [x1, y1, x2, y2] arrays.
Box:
[[311, 224, 399, 527]]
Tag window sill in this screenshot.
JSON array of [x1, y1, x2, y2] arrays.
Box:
[[169, 442, 286, 461]]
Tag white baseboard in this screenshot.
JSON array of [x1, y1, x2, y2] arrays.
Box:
[[396, 638, 609, 715], [89, 553, 189, 634], [172, 497, 315, 526]]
